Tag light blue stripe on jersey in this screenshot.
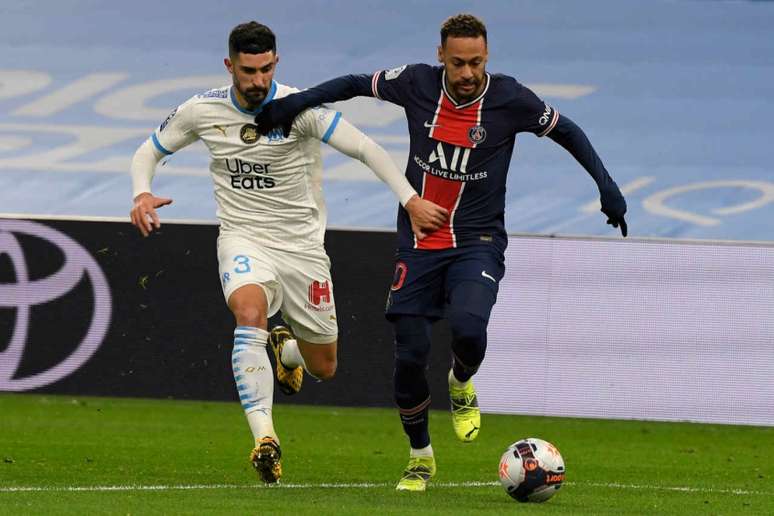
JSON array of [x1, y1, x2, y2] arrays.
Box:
[[262, 81, 277, 106], [151, 133, 172, 155], [229, 81, 277, 115], [322, 111, 342, 143]]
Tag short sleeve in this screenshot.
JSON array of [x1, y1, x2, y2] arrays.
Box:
[[293, 106, 343, 142], [509, 82, 559, 137], [151, 98, 199, 155]]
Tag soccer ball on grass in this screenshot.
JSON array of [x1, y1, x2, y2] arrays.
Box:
[[498, 437, 565, 502]]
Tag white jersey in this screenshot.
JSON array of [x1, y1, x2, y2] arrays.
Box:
[[152, 82, 341, 250]]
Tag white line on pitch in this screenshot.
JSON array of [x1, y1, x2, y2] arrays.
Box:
[[0, 481, 771, 496]]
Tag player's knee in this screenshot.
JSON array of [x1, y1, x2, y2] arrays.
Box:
[[393, 315, 432, 366], [229, 303, 267, 328], [448, 309, 488, 365], [307, 357, 337, 381], [449, 310, 487, 345]]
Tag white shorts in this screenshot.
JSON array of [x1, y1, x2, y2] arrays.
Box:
[[217, 233, 338, 344]]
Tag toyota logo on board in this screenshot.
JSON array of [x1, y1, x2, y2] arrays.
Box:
[[0, 220, 111, 391]]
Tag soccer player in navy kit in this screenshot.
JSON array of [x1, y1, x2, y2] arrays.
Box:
[[254, 14, 628, 491]]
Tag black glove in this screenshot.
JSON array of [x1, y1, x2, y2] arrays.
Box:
[[254, 95, 307, 137], [600, 184, 628, 237]]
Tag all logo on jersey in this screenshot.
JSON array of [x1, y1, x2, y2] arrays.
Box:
[[412, 142, 488, 182], [468, 125, 487, 145], [240, 124, 259, 144], [429, 142, 471, 173]]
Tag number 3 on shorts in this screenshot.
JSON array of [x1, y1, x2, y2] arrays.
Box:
[[233, 255, 251, 274]]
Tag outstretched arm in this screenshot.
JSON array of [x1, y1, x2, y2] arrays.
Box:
[[255, 74, 374, 137], [547, 115, 628, 237], [324, 118, 449, 239]]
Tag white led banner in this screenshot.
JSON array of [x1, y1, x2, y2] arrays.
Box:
[[479, 236, 774, 426]]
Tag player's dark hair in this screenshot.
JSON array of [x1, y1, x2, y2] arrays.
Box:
[[229, 21, 276, 56], [440, 14, 487, 46]]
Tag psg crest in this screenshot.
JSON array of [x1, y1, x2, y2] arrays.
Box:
[[468, 125, 487, 145]]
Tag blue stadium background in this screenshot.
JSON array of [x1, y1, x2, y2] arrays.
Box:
[[1, 0, 772, 241]]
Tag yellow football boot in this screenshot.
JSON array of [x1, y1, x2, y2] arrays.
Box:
[[395, 455, 436, 492], [449, 370, 481, 442]]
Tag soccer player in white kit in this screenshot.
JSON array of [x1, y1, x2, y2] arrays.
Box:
[[129, 21, 448, 484]]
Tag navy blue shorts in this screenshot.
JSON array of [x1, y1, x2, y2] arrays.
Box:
[[385, 245, 505, 322]]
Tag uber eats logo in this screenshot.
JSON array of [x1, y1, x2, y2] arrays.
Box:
[[225, 158, 276, 189]]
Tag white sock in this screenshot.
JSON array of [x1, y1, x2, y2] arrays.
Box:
[[410, 444, 434, 458], [232, 326, 277, 443], [448, 368, 471, 389], [280, 338, 306, 370]]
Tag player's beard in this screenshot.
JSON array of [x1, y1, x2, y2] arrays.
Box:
[[238, 84, 268, 110], [452, 76, 483, 103]]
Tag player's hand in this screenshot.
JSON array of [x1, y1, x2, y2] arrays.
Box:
[[599, 183, 628, 237], [604, 212, 628, 237], [405, 195, 449, 240], [254, 95, 305, 137], [130, 192, 173, 237]]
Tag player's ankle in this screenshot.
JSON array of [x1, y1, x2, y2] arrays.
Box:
[[448, 369, 471, 389], [410, 444, 434, 458]]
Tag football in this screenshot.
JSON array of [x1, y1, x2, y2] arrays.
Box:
[[498, 437, 566, 502]]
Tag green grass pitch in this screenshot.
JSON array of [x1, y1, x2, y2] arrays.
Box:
[[1, 393, 772, 515]]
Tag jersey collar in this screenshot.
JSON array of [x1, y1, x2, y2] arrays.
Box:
[[441, 69, 490, 109], [230, 80, 277, 115]]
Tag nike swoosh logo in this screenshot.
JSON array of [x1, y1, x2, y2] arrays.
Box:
[[481, 271, 496, 283], [423, 121, 440, 128]]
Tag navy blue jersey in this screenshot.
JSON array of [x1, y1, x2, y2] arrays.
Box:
[[371, 64, 558, 252]]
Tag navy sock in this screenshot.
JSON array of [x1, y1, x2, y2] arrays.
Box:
[[449, 310, 488, 383], [392, 315, 433, 449], [395, 359, 431, 448]]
